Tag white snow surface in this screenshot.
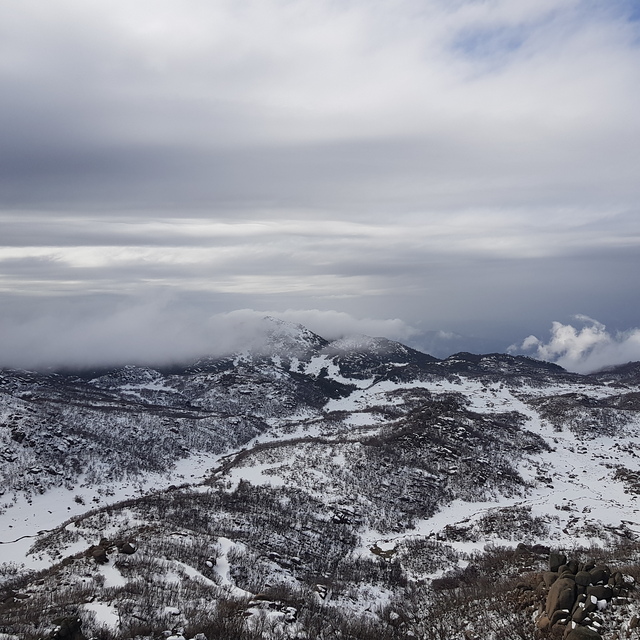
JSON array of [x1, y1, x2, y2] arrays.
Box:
[[83, 601, 120, 630], [98, 560, 127, 588], [213, 537, 252, 597], [0, 451, 222, 569], [2, 361, 640, 586]]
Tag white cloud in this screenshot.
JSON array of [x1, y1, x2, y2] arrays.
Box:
[[242, 309, 417, 342], [512, 316, 640, 373], [520, 335, 541, 350], [0, 300, 417, 370]]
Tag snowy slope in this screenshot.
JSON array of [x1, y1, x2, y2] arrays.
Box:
[[1, 320, 640, 639]]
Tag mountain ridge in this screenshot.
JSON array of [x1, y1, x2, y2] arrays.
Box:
[[1, 320, 640, 639]]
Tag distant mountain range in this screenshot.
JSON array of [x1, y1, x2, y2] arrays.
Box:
[[1, 318, 640, 640]]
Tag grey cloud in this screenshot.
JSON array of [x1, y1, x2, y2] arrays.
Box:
[[1, 2, 638, 213], [2, 130, 639, 214], [1, 1, 640, 369], [0, 293, 417, 370]]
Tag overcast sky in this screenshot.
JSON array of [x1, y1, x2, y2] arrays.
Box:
[[1, 0, 640, 372]]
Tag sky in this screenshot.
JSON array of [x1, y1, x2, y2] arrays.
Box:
[[1, 0, 640, 372]]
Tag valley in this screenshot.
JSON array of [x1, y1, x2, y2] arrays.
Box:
[[1, 319, 640, 639]]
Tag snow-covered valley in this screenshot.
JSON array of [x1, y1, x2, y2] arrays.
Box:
[[2, 319, 640, 639]]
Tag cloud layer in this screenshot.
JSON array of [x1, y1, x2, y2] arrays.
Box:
[[2, 1, 639, 212], [0, 300, 417, 370], [1, 1, 639, 369]]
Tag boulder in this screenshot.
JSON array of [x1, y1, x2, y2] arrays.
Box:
[[544, 571, 559, 587], [585, 599, 598, 614], [49, 616, 86, 640], [575, 571, 592, 587], [118, 541, 136, 555], [565, 625, 601, 640], [550, 553, 568, 572], [11, 429, 26, 443], [531, 544, 551, 555], [567, 560, 579, 574], [91, 546, 108, 564], [610, 572, 625, 588], [550, 609, 570, 626], [547, 578, 577, 616], [587, 585, 612, 602], [560, 571, 577, 580], [537, 615, 551, 630], [572, 606, 592, 625], [590, 566, 610, 585]]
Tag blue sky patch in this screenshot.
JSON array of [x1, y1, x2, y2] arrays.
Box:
[[451, 23, 528, 63]]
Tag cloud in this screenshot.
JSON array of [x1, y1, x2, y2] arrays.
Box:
[[510, 316, 640, 373], [0, 296, 417, 370], [1, 0, 639, 212], [0, 1, 639, 360], [249, 309, 417, 342]]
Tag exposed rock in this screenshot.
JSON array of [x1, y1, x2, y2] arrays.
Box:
[[543, 571, 559, 587], [546, 577, 576, 617], [539, 555, 633, 640], [10, 429, 26, 443], [537, 614, 551, 630], [560, 571, 577, 580], [118, 541, 136, 554], [572, 606, 592, 625], [611, 571, 625, 588], [575, 571, 592, 587], [589, 566, 610, 585], [531, 544, 551, 555], [89, 546, 108, 564], [573, 594, 596, 615], [564, 624, 601, 639], [586, 585, 612, 601], [49, 616, 86, 640], [550, 608, 571, 626], [566, 560, 579, 574], [550, 552, 568, 572]]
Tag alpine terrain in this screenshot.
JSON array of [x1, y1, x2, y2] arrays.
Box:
[[1, 318, 640, 640]]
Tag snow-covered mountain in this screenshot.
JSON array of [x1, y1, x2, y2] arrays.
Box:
[[1, 319, 640, 639]]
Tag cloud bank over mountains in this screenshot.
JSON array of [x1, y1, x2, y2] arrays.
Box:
[[0, 303, 417, 370], [511, 316, 640, 374], [1, 294, 636, 375], [1, 1, 639, 372]]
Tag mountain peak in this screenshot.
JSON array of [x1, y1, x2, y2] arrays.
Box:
[[256, 315, 329, 357]]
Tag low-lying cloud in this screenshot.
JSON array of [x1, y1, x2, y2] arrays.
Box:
[[0, 300, 417, 371], [510, 315, 640, 373]]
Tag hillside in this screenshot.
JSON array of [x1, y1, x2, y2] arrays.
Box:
[[1, 319, 640, 639]]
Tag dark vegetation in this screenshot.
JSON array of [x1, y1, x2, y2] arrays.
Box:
[[2, 529, 640, 639], [2, 326, 640, 639]]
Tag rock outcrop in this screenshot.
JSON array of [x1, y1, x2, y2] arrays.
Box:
[[535, 552, 635, 637]]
